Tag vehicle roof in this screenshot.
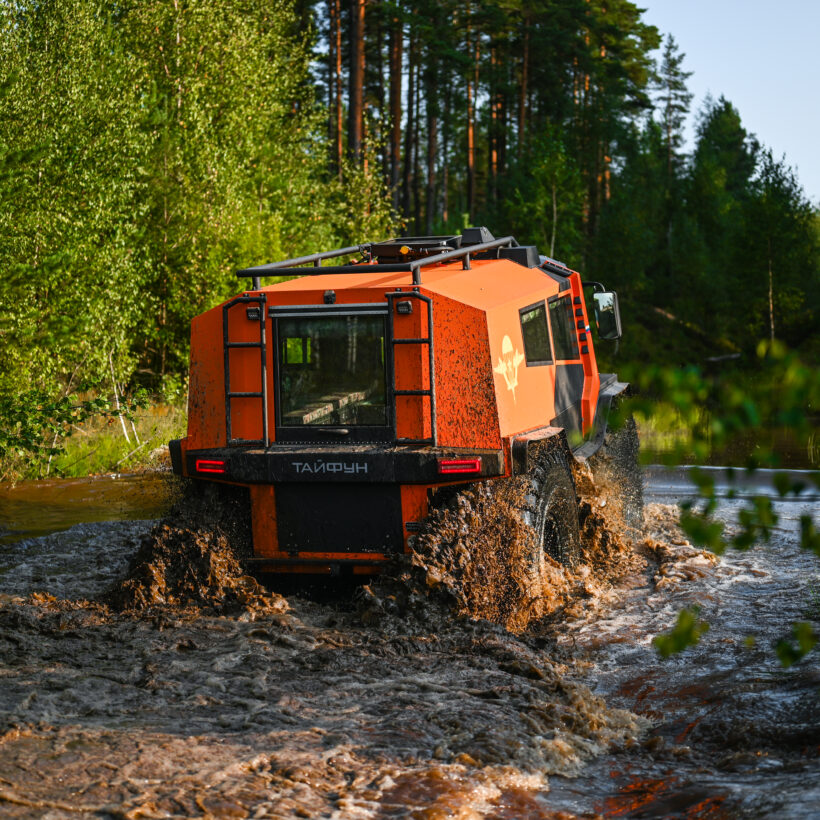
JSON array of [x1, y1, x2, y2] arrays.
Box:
[[258, 258, 571, 312]]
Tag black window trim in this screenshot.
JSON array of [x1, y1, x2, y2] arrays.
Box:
[[269, 302, 387, 319], [518, 299, 554, 367], [272, 303, 396, 444], [547, 293, 582, 363]]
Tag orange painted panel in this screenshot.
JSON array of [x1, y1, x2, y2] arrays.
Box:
[[249, 485, 278, 557], [186, 257, 603, 465], [486, 290, 558, 439], [186, 308, 227, 449], [426, 293, 501, 449]]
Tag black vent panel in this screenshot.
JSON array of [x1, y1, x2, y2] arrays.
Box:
[[275, 483, 404, 553]]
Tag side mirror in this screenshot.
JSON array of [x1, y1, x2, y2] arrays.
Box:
[[592, 291, 622, 340]]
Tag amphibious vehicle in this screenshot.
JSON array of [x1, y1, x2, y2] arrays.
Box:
[[170, 227, 635, 575]]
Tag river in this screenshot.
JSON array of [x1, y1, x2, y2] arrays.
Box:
[[0, 468, 817, 818]]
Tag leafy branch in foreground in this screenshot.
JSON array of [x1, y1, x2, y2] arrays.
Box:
[[0, 388, 148, 479], [619, 341, 819, 663], [776, 623, 818, 668], [653, 607, 710, 658]]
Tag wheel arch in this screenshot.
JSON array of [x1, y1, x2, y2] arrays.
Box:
[[510, 426, 575, 479], [572, 376, 630, 462]]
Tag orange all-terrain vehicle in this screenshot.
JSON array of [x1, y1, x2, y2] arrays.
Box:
[[170, 227, 639, 574]]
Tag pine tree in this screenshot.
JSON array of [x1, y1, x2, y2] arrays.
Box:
[[656, 35, 693, 183]]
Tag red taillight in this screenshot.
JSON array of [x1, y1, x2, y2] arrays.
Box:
[[437, 457, 482, 475], [195, 459, 226, 474]]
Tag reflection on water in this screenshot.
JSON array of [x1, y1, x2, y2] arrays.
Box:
[[0, 472, 176, 544], [641, 423, 819, 471]]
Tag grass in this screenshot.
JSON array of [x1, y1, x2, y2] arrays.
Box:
[[45, 403, 186, 478]]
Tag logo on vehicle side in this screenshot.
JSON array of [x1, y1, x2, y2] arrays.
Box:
[[291, 461, 368, 475], [493, 335, 525, 401]]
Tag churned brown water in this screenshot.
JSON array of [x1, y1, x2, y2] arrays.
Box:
[[0, 469, 817, 818]]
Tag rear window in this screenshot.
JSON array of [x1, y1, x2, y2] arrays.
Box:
[[548, 295, 580, 360], [277, 313, 388, 427], [519, 302, 552, 365]]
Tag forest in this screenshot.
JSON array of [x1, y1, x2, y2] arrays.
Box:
[[0, 0, 817, 474]]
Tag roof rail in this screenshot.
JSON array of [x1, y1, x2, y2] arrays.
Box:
[[236, 236, 517, 289]]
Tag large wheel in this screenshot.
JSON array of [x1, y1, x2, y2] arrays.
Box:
[[522, 452, 582, 568], [413, 448, 581, 631], [588, 415, 644, 537]]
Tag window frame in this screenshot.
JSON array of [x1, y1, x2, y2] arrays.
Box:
[[271, 303, 395, 443], [518, 300, 554, 367]]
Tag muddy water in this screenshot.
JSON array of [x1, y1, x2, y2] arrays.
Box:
[[0, 470, 818, 818], [546, 470, 820, 818]]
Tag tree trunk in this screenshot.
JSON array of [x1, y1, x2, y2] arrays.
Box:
[[403, 26, 416, 219], [333, 0, 343, 178], [466, 14, 478, 222], [328, 0, 335, 145], [489, 45, 498, 206], [348, 0, 365, 162], [412, 60, 421, 232], [425, 59, 438, 234], [768, 237, 775, 342], [389, 13, 403, 211], [518, 20, 529, 158], [375, 11, 387, 181], [442, 80, 451, 225], [498, 82, 507, 178]]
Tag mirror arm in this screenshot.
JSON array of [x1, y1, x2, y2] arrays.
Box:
[[582, 280, 606, 292]]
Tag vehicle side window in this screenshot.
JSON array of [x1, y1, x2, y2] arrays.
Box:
[[548, 294, 580, 361], [519, 302, 552, 366]]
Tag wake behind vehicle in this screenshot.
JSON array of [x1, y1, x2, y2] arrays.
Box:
[[170, 227, 634, 575]]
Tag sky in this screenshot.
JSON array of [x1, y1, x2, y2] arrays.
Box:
[[640, 0, 819, 204]]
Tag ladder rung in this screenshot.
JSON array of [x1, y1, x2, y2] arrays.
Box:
[[396, 437, 434, 446], [228, 438, 266, 446], [393, 338, 431, 345], [226, 341, 263, 348], [394, 389, 431, 396], [228, 391, 264, 398]]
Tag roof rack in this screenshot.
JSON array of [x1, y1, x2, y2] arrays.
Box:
[[236, 235, 518, 289]]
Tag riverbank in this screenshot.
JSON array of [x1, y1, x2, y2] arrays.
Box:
[[1, 403, 185, 483]]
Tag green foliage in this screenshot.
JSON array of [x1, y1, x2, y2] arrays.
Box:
[[0, 387, 148, 480], [801, 516, 820, 559], [501, 129, 584, 260], [653, 607, 710, 657], [48, 403, 186, 478], [775, 623, 818, 668], [629, 341, 819, 664], [655, 35, 693, 172], [0, 0, 395, 476]]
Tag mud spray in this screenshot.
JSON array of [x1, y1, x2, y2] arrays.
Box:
[[0, 471, 723, 818]]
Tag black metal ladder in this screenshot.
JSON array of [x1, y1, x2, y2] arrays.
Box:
[[222, 293, 269, 446], [386, 290, 437, 446]]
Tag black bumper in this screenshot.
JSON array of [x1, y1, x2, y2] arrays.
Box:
[[172, 441, 505, 484]]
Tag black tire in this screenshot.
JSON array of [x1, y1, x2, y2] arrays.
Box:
[[413, 451, 581, 630], [522, 452, 582, 568], [589, 415, 644, 536]]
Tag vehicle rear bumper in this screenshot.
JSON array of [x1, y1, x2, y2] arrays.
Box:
[[170, 440, 505, 484]]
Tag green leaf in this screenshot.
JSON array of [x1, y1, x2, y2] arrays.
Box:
[[654, 607, 711, 658], [775, 623, 818, 668], [679, 510, 726, 554], [800, 516, 820, 558]]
